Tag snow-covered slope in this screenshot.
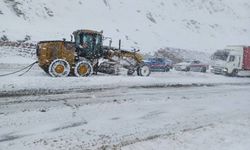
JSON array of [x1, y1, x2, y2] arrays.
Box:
[[0, 0, 250, 52], [153, 47, 211, 63]]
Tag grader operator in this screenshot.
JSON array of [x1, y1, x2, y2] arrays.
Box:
[[36, 29, 151, 77]]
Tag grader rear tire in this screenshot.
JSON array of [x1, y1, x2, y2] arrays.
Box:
[[48, 59, 70, 77], [74, 61, 93, 77]]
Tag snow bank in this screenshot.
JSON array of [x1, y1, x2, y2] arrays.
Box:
[[0, 69, 250, 96]]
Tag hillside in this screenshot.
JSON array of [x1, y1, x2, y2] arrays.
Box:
[[0, 0, 250, 53]]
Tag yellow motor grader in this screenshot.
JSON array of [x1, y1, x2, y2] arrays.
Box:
[[36, 29, 151, 77]]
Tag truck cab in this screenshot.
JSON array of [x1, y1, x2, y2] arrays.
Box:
[[224, 47, 243, 74]]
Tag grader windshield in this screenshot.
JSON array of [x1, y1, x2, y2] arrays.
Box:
[[74, 30, 103, 59]]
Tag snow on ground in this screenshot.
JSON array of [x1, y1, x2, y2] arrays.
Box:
[[123, 117, 250, 150], [0, 81, 250, 150]]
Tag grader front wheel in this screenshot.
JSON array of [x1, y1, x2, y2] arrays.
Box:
[[138, 65, 151, 76], [74, 61, 93, 77], [48, 59, 70, 77]]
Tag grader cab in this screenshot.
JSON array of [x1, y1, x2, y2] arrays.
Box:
[[73, 30, 104, 59], [36, 29, 151, 77]]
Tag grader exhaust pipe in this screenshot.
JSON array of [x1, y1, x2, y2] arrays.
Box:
[[119, 39, 121, 50]]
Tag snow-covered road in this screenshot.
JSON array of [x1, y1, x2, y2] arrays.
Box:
[[0, 68, 250, 149]]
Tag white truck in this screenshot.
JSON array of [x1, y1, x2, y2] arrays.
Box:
[[211, 45, 250, 76]]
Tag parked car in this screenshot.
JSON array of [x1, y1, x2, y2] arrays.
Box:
[[174, 60, 208, 72], [144, 58, 173, 72]]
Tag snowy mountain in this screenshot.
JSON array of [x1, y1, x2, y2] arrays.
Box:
[[0, 0, 250, 53]]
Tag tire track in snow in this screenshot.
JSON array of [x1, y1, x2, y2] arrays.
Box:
[[1, 82, 250, 98], [100, 123, 215, 150]]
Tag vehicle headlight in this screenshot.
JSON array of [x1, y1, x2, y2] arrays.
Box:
[[223, 68, 228, 72]]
